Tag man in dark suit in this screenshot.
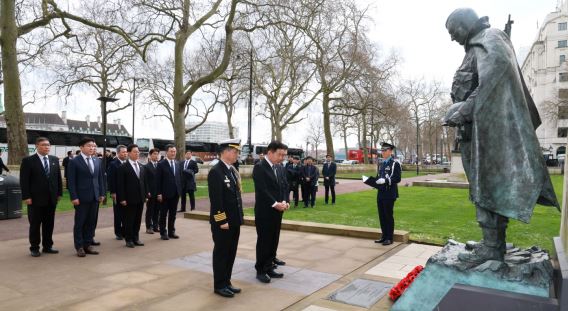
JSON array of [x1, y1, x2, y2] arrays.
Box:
[[285, 156, 302, 208], [116, 144, 149, 248], [179, 150, 199, 212], [62, 151, 73, 188], [301, 157, 319, 208], [208, 139, 244, 298], [20, 137, 63, 257], [253, 141, 289, 284], [156, 144, 182, 240], [363, 142, 401, 246], [0, 149, 10, 175], [322, 154, 337, 205], [107, 145, 128, 240], [67, 137, 106, 257], [144, 148, 160, 234]]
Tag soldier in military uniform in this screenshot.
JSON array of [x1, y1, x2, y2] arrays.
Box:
[[364, 143, 401, 246], [444, 8, 558, 264], [208, 139, 244, 298]]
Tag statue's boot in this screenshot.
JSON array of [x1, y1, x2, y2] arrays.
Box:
[[458, 226, 506, 264]]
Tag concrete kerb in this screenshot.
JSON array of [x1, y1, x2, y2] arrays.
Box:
[[185, 211, 409, 243]]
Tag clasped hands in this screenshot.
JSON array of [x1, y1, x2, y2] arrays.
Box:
[[274, 201, 290, 211], [443, 101, 466, 127]]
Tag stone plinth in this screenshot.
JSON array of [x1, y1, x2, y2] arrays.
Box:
[[391, 241, 553, 311], [450, 152, 465, 175]]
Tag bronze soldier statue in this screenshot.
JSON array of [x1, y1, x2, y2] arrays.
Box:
[[444, 8, 559, 264]]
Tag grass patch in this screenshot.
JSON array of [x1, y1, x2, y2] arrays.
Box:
[[195, 178, 255, 198], [245, 175, 563, 251]]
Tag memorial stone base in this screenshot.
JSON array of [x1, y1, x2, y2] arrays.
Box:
[[392, 240, 555, 311]]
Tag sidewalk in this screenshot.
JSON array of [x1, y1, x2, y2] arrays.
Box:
[[0, 216, 439, 310]]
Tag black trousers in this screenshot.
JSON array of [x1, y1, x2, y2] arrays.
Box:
[[211, 224, 240, 289], [124, 202, 143, 242], [288, 183, 299, 206], [73, 201, 99, 250], [377, 199, 395, 240], [113, 200, 125, 237], [255, 217, 282, 274], [28, 203, 56, 251], [180, 189, 195, 211], [304, 185, 316, 206], [159, 195, 179, 236], [324, 184, 335, 204], [145, 197, 159, 230]]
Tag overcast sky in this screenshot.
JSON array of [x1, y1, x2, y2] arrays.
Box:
[[15, 0, 561, 149]]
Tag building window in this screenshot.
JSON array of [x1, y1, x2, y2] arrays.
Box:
[[559, 128, 568, 137], [560, 40, 568, 48], [562, 55, 566, 64], [560, 22, 568, 31], [561, 72, 568, 82], [559, 106, 568, 119]]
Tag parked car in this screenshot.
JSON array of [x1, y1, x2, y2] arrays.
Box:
[[340, 160, 359, 165], [334, 159, 344, 164]]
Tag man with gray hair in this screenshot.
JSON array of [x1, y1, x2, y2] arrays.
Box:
[[107, 145, 128, 240], [444, 8, 558, 264]]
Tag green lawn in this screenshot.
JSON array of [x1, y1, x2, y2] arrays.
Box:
[[195, 178, 255, 198], [245, 175, 564, 252], [336, 170, 430, 179]]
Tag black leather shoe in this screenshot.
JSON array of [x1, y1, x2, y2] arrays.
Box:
[[153, 228, 160, 232], [91, 240, 101, 246], [177, 209, 185, 213], [85, 246, 99, 255], [267, 269, 284, 278], [227, 285, 241, 294], [273, 258, 286, 266], [382, 239, 393, 246], [42, 248, 59, 254], [168, 234, 180, 239], [76, 248, 86, 257], [146, 229, 154, 234], [160, 235, 170, 240], [214, 287, 234, 298], [126, 241, 135, 248], [134, 240, 144, 246], [30, 250, 41, 257], [374, 238, 386, 244], [256, 273, 271, 283], [115, 235, 124, 240]]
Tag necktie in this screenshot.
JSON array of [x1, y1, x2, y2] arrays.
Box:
[[134, 162, 140, 178], [185, 160, 188, 170], [153, 162, 157, 169], [170, 160, 175, 175], [230, 166, 242, 192], [87, 157, 94, 174], [43, 156, 49, 176]]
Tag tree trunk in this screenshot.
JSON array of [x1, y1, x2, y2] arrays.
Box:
[[361, 111, 368, 164], [322, 92, 334, 158], [1, 0, 28, 164], [173, 35, 189, 160]]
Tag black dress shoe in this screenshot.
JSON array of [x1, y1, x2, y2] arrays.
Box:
[[267, 269, 284, 278], [382, 239, 393, 246], [190, 208, 195, 211], [256, 274, 271, 283], [374, 238, 386, 244], [227, 285, 241, 294], [273, 258, 286, 266], [76, 248, 86, 257], [85, 246, 99, 255], [153, 228, 160, 232], [168, 234, 180, 239], [177, 209, 186, 213], [30, 250, 41, 257], [42, 247, 59, 254], [161, 235, 170, 240], [146, 229, 154, 234], [126, 241, 135, 248], [134, 240, 144, 246], [116, 235, 124, 240], [214, 287, 234, 298], [91, 240, 101, 246]]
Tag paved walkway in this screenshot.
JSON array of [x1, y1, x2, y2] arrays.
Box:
[[0, 173, 448, 242], [0, 218, 417, 310]]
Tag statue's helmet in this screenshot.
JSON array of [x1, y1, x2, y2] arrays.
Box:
[[446, 8, 479, 46]]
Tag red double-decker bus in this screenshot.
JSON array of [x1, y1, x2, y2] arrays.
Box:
[[347, 148, 380, 163]]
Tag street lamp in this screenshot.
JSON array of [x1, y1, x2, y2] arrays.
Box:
[[247, 48, 253, 148], [132, 78, 144, 142]]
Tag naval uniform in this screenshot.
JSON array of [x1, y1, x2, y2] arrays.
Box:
[[376, 157, 401, 241], [208, 160, 244, 290]]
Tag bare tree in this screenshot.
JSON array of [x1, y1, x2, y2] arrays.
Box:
[[398, 78, 442, 167], [253, 17, 319, 141], [0, 0, 152, 164], [306, 117, 325, 161]]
